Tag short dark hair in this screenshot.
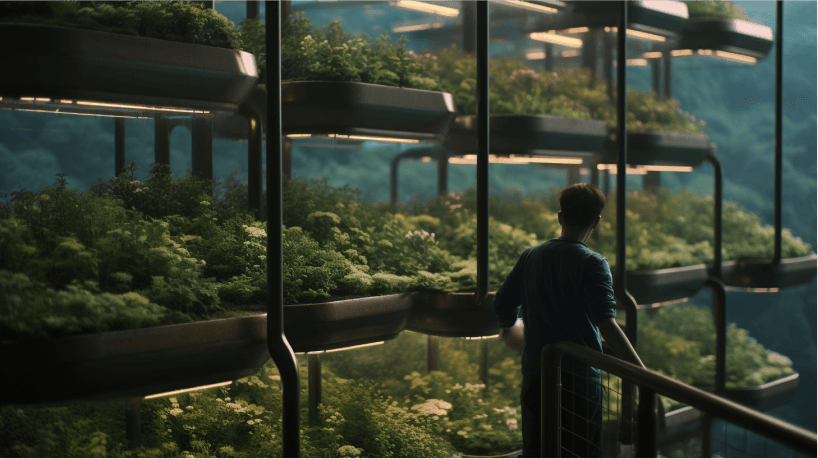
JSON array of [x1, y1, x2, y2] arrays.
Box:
[[559, 183, 606, 227]]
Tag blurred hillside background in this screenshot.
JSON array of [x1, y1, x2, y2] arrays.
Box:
[[0, 0, 815, 434]]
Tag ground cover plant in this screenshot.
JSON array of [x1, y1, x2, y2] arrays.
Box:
[[0, 1, 243, 49], [684, 0, 749, 20], [414, 48, 706, 134]]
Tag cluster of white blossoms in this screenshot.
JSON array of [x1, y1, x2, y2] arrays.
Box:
[[405, 229, 435, 241], [243, 225, 267, 239], [410, 399, 452, 416]]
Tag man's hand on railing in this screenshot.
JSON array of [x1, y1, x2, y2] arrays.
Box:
[[500, 318, 525, 352]]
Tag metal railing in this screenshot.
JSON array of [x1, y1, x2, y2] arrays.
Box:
[[540, 341, 816, 458]]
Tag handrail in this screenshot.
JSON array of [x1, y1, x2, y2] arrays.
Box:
[[266, 2, 301, 457], [540, 341, 817, 457]]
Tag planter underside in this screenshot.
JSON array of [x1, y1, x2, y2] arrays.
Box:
[[1, 315, 269, 405], [714, 254, 817, 291], [601, 131, 712, 168], [408, 292, 499, 338], [679, 17, 774, 61], [615, 264, 710, 307], [281, 81, 456, 142], [213, 84, 268, 141], [0, 24, 258, 115], [540, 1, 688, 39], [444, 114, 608, 159]]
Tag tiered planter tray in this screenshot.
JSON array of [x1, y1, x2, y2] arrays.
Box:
[[0, 24, 258, 116], [408, 292, 499, 338], [0, 315, 269, 405], [616, 264, 710, 307], [539, 0, 688, 38], [600, 131, 712, 169], [712, 254, 817, 291], [444, 114, 608, 161], [678, 17, 774, 61], [696, 373, 801, 412], [213, 83, 267, 141], [281, 81, 456, 141], [284, 294, 413, 353]]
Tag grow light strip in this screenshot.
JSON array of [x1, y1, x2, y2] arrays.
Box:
[[307, 341, 386, 354], [8, 108, 149, 119], [643, 165, 695, 172], [614, 59, 649, 67], [286, 134, 312, 138], [333, 134, 420, 144], [529, 31, 583, 48], [642, 51, 663, 59], [726, 287, 779, 293], [597, 164, 648, 175], [525, 51, 547, 60], [644, 297, 690, 309], [450, 154, 583, 165], [76, 100, 210, 114], [561, 50, 579, 58], [501, 0, 558, 14], [390, 1, 459, 17], [145, 381, 233, 399], [563, 27, 590, 34], [463, 334, 501, 340], [392, 22, 444, 33], [603, 27, 667, 42]]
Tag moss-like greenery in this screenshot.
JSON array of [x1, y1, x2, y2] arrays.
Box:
[[0, 1, 244, 49], [684, 0, 749, 20], [415, 49, 706, 134]]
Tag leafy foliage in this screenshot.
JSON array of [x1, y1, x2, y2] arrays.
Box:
[[684, 0, 749, 19], [0, 1, 243, 49]]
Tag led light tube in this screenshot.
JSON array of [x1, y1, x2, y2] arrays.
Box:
[[451, 155, 583, 165], [8, 108, 149, 119], [529, 32, 583, 48], [421, 156, 433, 162], [287, 134, 312, 138], [563, 27, 590, 34], [145, 381, 233, 399], [726, 287, 779, 293], [645, 297, 690, 308], [642, 51, 663, 59], [642, 165, 695, 172], [596, 164, 648, 175], [525, 51, 547, 60], [390, 1, 459, 17], [561, 50, 579, 57], [333, 134, 420, 144], [715, 50, 757, 64], [392, 22, 444, 33], [308, 341, 386, 354], [76, 100, 209, 114], [463, 334, 501, 340], [672, 49, 694, 57], [501, 0, 558, 14]]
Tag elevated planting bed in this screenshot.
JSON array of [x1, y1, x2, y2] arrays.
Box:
[[1, 315, 269, 405], [0, 23, 258, 115], [600, 131, 712, 169], [283, 294, 413, 353], [678, 17, 774, 62], [408, 292, 499, 338], [616, 264, 710, 307], [540, 0, 688, 39], [444, 114, 608, 162], [713, 254, 818, 291], [281, 81, 456, 141]]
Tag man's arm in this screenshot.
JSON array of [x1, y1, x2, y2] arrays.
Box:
[[597, 317, 645, 369], [493, 251, 525, 330]]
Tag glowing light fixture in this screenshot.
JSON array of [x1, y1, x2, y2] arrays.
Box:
[[5, 107, 150, 119], [529, 31, 583, 48], [613, 58, 649, 67], [715, 50, 757, 64], [145, 381, 232, 399], [597, 164, 694, 174], [726, 287, 779, 293], [671, 49, 694, 57], [392, 22, 444, 33], [307, 341, 386, 354], [20, 97, 35, 101], [645, 297, 690, 308], [450, 154, 583, 165], [421, 156, 433, 163], [334, 134, 420, 144], [642, 51, 663, 59], [597, 164, 648, 175], [580, 168, 590, 175], [75, 100, 209, 114], [601, 26, 666, 42], [563, 27, 590, 34], [672, 48, 756, 64], [390, 1, 459, 17], [501, 0, 558, 14], [287, 134, 312, 138], [641, 0, 688, 19], [463, 334, 501, 340], [561, 50, 579, 58], [525, 51, 547, 60]]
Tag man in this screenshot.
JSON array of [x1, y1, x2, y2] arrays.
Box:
[[492, 183, 645, 457]]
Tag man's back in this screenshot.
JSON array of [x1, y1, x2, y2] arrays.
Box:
[[493, 236, 617, 376]]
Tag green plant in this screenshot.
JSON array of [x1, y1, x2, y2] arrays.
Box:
[[0, 1, 243, 49], [684, 1, 749, 20]]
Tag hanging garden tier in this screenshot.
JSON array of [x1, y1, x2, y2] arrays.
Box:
[[281, 81, 456, 142], [599, 131, 712, 169], [408, 292, 499, 338], [0, 24, 258, 117], [444, 114, 608, 162], [537, 0, 688, 40], [696, 373, 800, 413], [713, 254, 817, 291], [1, 315, 269, 405], [677, 17, 774, 63], [284, 294, 413, 353], [616, 264, 710, 307]]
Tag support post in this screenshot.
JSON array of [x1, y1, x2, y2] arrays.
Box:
[[308, 354, 322, 425], [154, 115, 171, 167], [115, 117, 125, 177], [437, 147, 448, 198], [663, 51, 671, 100], [651, 58, 661, 98], [476, 0, 489, 304], [247, 0, 259, 20], [544, 43, 554, 72], [636, 387, 657, 458], [283, 138, 292, 180], [462, 1, 477, 53], [239, 100, 263, 219], [427, 336, 439, 372], [124, 398, 142, 449], [773, 1, 783, 265], [642, 172, 660, 192], [479, 340, 489, 386], [583, 28, 599, 87], [603, 29, 613, 101], [541, 348, 561, 458], [390, 153, 401, 212], [266, 2, 300, 456], [192, 114, 214, 182]]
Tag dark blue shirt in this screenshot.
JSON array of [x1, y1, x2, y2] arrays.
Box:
[[493, 237, 617, 376]]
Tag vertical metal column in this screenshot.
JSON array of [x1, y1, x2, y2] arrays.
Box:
[[642, 172, 660, 192], [541, 347, 561, 457], [427, 336, 439, 372], [247, 0, 259, 20], [462, 1, 477, 53], [124, 398, 142, 449], [636, 386, 657, 457], [115, 118, 125, 177], [603, 30, 614, 100], [266, 2, 300, 456], [390, 154, 401, 211], [283, 139, 292, 180], [647, 54, 663, 191], [308, 354, 322, 425], [476, 0, 489, 304], [583, 28, 599, 87], [192, 114, 214, 182], [437, 147, 448, 198], [662, 51, 671, 100], [154, 115, 171, 167], [773, 1, 783, 265], [615, 4, 640, 447], [239, 101, 263, 219], [651, 58, 661, 97], [479, 341, 489, 386], [544, 43, 554, 72]]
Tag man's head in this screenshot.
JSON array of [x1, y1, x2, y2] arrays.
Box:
[[558, 183, 606, 230]]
